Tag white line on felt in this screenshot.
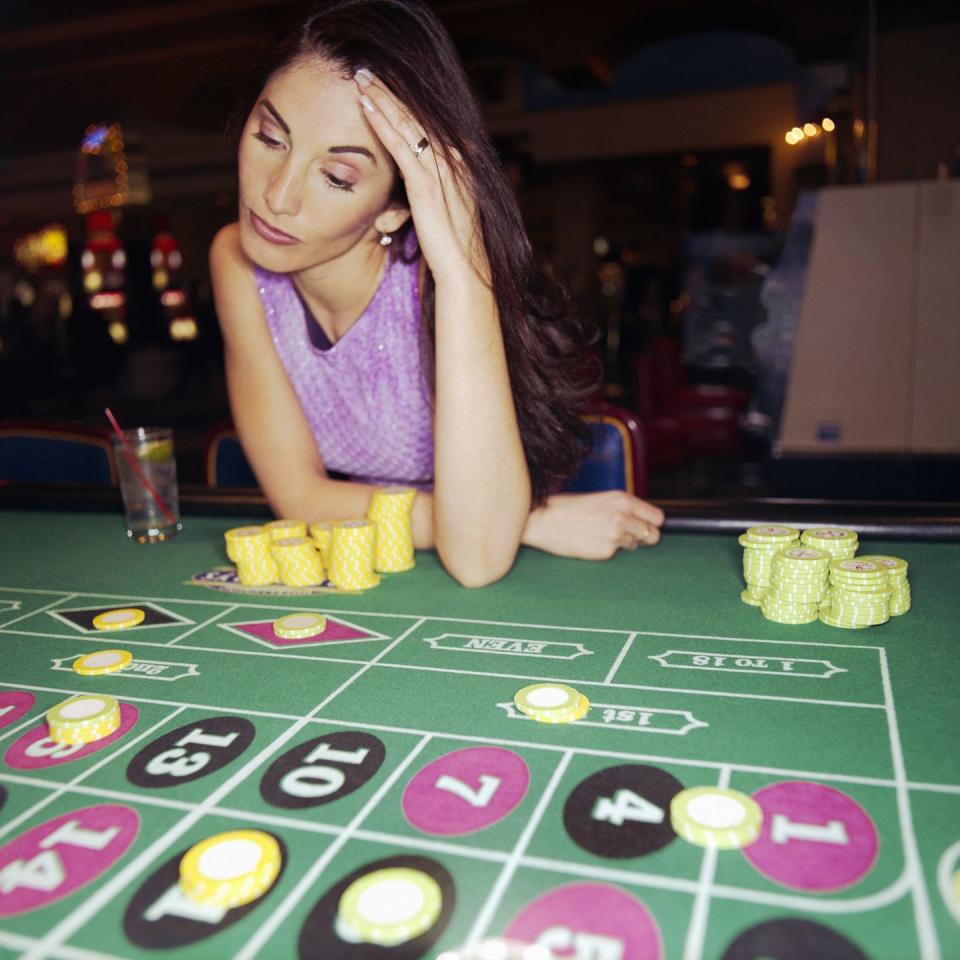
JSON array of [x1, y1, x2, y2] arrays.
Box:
[[711, 866, 913, 914], [936, 840, 960, 927], [0, 708, 51, 747], [0, 772, 197, 814], [164, 603, 239, 646], [0, 680, 916, 792], [233, 734, 434, 960], [307, 714, 903, 790], [0, 585, 884, 649], [18, 619, 426, 960], [0, 705, 187, 846], [2, 630, 373, 667], [465, 750, 573, 945], [604, 631, 637, 684], [0, 930, 130, 960], [0, 592, 80, 629], [683, 766, 729, 960], [879, 647, 941, 960], [370, 660, 887, 710]]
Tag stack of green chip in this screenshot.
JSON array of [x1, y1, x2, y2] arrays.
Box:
[[761, 546, 831, 624], [858, 555, 911, 615], [738, 526, 800, 606], [820, 558, 891, 629], [800, 527, 859, 560]]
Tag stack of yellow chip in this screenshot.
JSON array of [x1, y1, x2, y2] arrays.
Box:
[[179, 830, 281, 909], [367, 486, 417, 573], [309, 521, 332, 566], [47, 694, 121, 745], [858, 555, 911, 615], [263, 519, 307, 541], [271, 536, 325, 587], [738, 526, 800, 605], [670, 786, 763, 849], [800, 527, 859, 560], [761, 546, 831, 624], [327, 520, 381, 590], [820, 558, 891, 629], [337, 867, 442, 946], [513, 683, 590, 724], [224, 526, 279, 586]]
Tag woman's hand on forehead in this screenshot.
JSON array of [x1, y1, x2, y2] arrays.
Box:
[[354, 69, 489, 286]]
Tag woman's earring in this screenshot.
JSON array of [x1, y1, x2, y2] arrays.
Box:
[[379, 233, 393, 247]]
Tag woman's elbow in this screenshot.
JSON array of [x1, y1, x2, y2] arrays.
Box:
[[438, 543, 518, 589]]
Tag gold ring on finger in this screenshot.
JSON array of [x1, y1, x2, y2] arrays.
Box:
[[410, 136, 429, 158]]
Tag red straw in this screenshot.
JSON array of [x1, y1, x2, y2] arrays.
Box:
[[104, 407, 177, 526]]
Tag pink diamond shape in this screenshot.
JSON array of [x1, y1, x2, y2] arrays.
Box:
[[233, 617, 378, 647]]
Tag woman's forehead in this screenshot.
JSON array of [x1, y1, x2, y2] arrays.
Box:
[[259, 58, 383, 156]]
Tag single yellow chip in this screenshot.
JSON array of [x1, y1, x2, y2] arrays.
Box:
[[179, 830, 281, 909], [514, 683, 588, 723], [273, 612, 327, 639], [92, 608, 145, 631], [73, 649, 133, 676], [337, 867, 442, 946], [671, 786, 763, 849]]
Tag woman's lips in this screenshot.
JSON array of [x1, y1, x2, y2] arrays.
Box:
[[249, 210, 300, 245]]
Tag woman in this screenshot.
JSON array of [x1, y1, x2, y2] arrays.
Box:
[[210, 0, 664, 587]]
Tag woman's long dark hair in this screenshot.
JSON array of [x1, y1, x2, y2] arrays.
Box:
[[237, 0, 598, 502]]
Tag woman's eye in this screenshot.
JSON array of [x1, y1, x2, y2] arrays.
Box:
[[325, 172, 354, 192], [253, 131, 282, 149]]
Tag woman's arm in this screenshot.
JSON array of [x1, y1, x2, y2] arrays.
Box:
[[209, 223, 436, 545], [355, 77, 531, 587]]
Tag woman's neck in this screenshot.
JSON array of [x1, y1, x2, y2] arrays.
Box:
[[292, 240, 389, 343]]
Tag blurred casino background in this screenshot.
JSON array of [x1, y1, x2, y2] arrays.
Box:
[[1, 0, 958, 498]]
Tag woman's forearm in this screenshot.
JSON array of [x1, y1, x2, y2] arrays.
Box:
[[431, 273, 531, 586]]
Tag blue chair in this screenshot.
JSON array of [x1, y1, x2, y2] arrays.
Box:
[[206, 404, 648, 496], [205, 421, 258, 487], [0, 421, 116, 485], [568, 403, 648, 497]]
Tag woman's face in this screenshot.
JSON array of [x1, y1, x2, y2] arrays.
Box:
[[237, 57, 400, 273]]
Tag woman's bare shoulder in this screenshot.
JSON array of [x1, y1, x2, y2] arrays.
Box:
[[209, 222, 247, 274]]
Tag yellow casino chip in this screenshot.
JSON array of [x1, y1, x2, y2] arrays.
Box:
[[273, 612, 327, 640], [47, 694, 122, 745], [514, 683, 588, 723], [73, 649, 133, 676], [92, 608, 145, 630], [671, 786, 763, 849], [337, 867, 442, 946], [180, 830, 281, 909]]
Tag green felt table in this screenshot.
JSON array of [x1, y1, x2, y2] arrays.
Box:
[[0, 505, 958, 960]]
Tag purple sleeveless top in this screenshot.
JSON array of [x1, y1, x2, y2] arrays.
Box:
[[254, 247, 434, 487]]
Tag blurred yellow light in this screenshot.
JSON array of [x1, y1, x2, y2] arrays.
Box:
[[84, 270, 103, 293], [822, 117, 835, 132], [803, 123, 819, 137], [169, 317, 199, 342], [107, 321, 128, 345], [791, 127, 804, 139], [728, 173, 751, 191], [153, 268, 169, 290]]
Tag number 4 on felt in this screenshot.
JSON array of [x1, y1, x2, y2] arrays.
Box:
[[592, 789, 665, 826], [435, 774, 501, 808]]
